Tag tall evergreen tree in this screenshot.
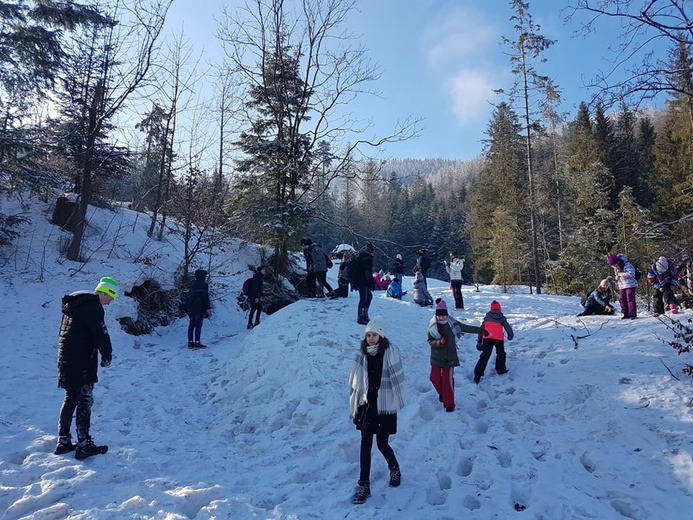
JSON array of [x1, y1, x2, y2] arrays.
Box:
[[468, 102, 526, 284]]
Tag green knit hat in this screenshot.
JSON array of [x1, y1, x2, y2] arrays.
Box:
[[95, 276, 119, 299]]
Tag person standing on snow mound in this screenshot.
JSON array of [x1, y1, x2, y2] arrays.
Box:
[[607, 253, 639, 319], [348, 318, 405, 505], [427, 298, 482, 412], [647, 256, 679, 317], [300, 238, 335, 298], [187, 269, 211, 348], [55, 276, 117, 460], [474, 300, 514, 384], [246, 265, 265, 329]]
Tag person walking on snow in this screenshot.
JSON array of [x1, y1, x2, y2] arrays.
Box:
[[55, 277, 117, 460], [349, 318, 405, 505], [607, 253, 639, 319], [444, 251, 465, 309], [352, 243, 376, 324], [246, 265, 265, 329], [427, 299, 482, 412], [647, 256, 679, 317], [474, 300, 514, 384], [187, 269, 211, 348]]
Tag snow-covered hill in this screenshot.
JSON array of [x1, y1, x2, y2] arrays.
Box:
[[1, 197, 692, 519]]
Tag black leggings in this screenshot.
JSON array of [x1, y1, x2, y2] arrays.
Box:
[[58, 383, 94, 440], [359, 430, 398, 481]]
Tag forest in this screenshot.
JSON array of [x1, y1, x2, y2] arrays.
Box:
[[2, 0, 693, 300]]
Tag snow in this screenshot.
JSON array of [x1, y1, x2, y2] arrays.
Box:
[[1, 197, 693, 520]]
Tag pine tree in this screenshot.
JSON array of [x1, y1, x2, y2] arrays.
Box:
[[468, 102, 526, 283]]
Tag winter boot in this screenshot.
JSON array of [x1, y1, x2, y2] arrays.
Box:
[[187, 341, 196, 349], [357, 309, 368, 325], [75, 436, 108, 460], [195, 342, 207, 349], [670, 303, 679, 314], [254, 319, 260, 326], [389, 465, 401, 487], [54, 434, 75, 455], [247, 322, 254, 330], [352, 480, 371, 504]]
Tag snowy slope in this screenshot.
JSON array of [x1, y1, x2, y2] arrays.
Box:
[[1, 198, 692, 520]]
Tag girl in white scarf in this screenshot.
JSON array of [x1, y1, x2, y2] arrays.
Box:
[[348, 318, 405, 504]]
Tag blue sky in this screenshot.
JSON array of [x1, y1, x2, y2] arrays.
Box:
[[164, 0, 668, 161]]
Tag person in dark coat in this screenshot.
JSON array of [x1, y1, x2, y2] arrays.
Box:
[[352, 244, 375, 324], [348, 319, 406, 504], [392, 254, 405, 280], [578, 279, 616, 316], [55, 277, 117, 459], [474, 300, 514, 384], [247, 265, 265, 329], [414, 249, 430, 285], [187, 269, 211, 348]]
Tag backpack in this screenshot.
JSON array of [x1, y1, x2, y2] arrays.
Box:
[[242, 277, 252, 295], [632, 263, 642, 281]]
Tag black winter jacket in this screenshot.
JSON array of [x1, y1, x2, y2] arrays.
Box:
[[352, 251, 375, 290], [188, 279, 211, 316], [247, 271, 264, 300], [58, 292, 112, 388]]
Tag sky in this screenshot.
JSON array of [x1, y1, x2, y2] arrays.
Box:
[[159, 0, 668, 161], [2, 195, 693, 519]]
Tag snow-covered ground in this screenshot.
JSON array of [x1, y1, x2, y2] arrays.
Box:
[[1, 198, 693, 519]]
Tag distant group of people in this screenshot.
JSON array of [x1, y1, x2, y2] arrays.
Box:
[[576, 252, 693, 319]]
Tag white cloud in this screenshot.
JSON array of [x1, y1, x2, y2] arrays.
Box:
[[448, 69, 496, 121], [422, 6, 497, 68]]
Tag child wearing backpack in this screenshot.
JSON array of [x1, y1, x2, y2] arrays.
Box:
[[647, 256, 679, 317], [607, 253, 639, 319]]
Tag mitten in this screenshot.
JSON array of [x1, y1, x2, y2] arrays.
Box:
[[476, 339, 483, 351], [100, 358, 111, 367], [440, 336, 449, 346]]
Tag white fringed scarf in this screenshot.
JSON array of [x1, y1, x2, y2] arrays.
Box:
[[349, 344, 406, 418]]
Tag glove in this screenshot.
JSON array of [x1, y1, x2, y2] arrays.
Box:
[[482, 329, 490, 337], [476, 339, 483, 351], [100, 358, 111, 368], [440, 336, 449, 346]]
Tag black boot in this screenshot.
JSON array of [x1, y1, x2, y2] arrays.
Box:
[[75, 436, 108, 460], [352, 480, 371, 504], [389, 465, 401, 487], [54, 434, 75, 455]]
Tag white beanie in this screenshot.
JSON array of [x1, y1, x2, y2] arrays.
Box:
[[365, 318, 386, 338], [656, 256, 669, 273]]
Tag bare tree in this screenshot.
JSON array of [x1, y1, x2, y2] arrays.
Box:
[[567, 0, 693, 107], [65, 0, 172, 261], [216, 0, 420, 274]]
